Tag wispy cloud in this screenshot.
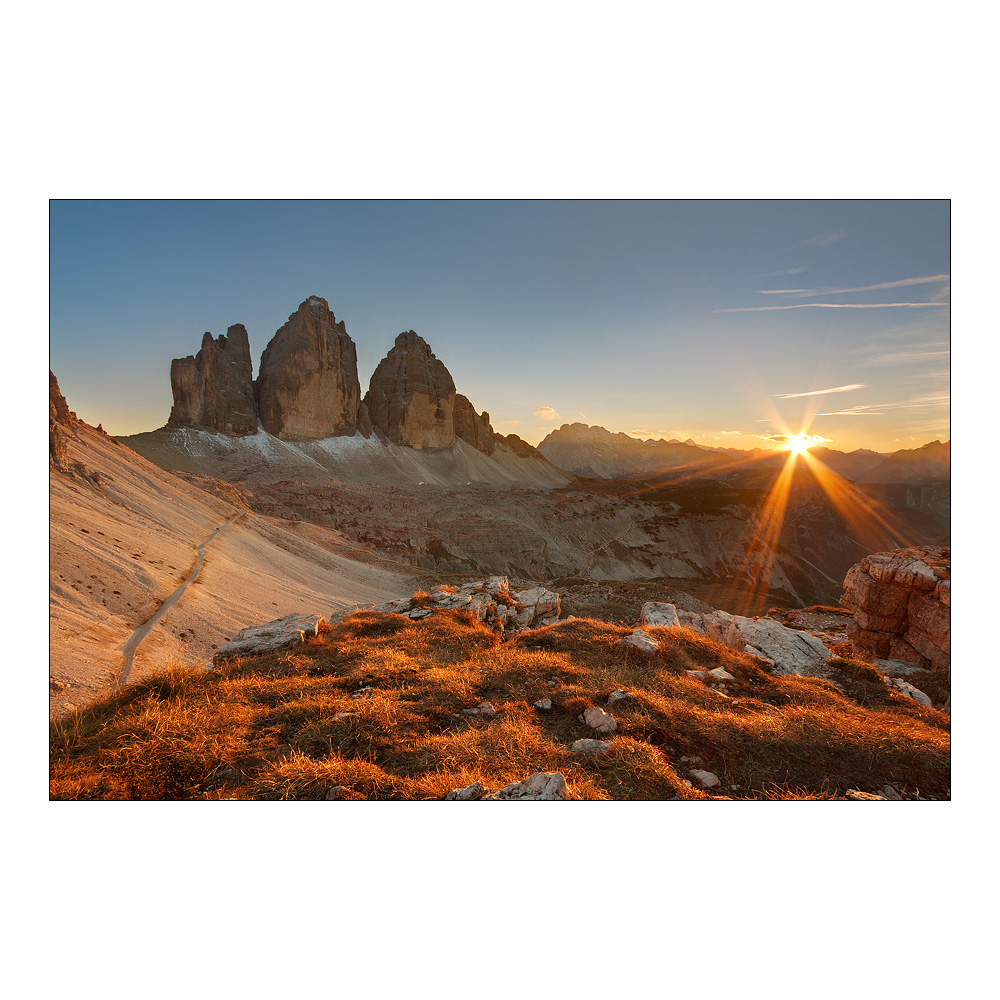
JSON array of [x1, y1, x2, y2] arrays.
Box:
[[772, 383, 867, 399], [761, 267, 807, 278], [797, 229, 845, 247], [815, 392, 949, 417], [755, 273, 950, 298], [534, 406, 560, 420], [492, 419, 520, 427], [715, 302, 946, 313]]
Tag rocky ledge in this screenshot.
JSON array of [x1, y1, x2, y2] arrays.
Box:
[[841, 545, 950, 671]]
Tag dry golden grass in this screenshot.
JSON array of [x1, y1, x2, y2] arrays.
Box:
[[50, 611, 950, 801]]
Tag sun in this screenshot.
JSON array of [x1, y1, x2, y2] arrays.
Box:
[[787, 433, 811, 455]]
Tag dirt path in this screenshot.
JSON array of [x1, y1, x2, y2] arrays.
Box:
[[118, 513, 243, 684]]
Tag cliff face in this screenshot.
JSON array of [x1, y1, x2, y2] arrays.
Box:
[[168, 325, 257, 435], [841, 545, 950, 670], [454, 394, 496, 455], [363, 331, 457, 449], [50, 370, 77, 471], [255, 296, 362, 440]]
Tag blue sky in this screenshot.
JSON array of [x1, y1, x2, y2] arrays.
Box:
[[50, 200, 950, 452]]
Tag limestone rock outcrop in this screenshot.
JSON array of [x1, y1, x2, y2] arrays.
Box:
[[168, 325, 257, 435], [50, 371, 77, 471], [841, 546, 950, 670], [363, 331, 457, 449], [256, 296, 362, 440], [453, 394, 497, 455]]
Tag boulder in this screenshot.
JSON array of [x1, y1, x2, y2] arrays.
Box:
[[640, 602, 681, 627], [363, 331, 457, 449], [514, 587, 561, 626], [487, 772, 570, 800], [444, 781, 487, 801], [212, 613, 319, 662], [676, 608, 833, 677], [689, 769, 720, 789], [168, 324, 258, 435], [617, 630, 660, 655], [607, 689, 629, 705], [571, 739, 612, 755], [841, 546, 950, 671], [580, 705, 617, 734], [255, 296, 362, 440]]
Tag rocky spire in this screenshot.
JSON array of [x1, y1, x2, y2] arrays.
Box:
[[50, 371, 77, 471], [363, 331, 458, 449], [255, 296, 362, 440], [168, 324, 257, 435], [454, 394, 496, 455]]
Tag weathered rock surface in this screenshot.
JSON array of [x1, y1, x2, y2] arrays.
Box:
[[673, 608, 834, 677], [641, 602, 681, 627], [453, 394, 497, 455], [841, 546, 950, 670], [213, 613, 320, 661], [580, 705, 617, 734], [617, 629, 660, 655], [514, 587, 561, 627], [168, 325, 257, 435], [256, 296, 362, 440], [444, 781, 487, 801], [571, 739, 611, 755], [363, 331, 456, 449], [487, 772, 570, 800], [50, 371, 77, 471], [689, 769, 721, 789]]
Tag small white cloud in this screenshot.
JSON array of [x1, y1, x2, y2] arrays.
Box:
[[534, 406, 560, 420], [492, 419, 521, 427]]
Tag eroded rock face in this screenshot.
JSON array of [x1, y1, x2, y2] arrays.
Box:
[[256, 296, 361, 440], [50, 371, 77, 471], [841, 546, 950, 670], [168, 325, 257, 435], [363, 331, 456, 449], [454, 394, 496, 455]]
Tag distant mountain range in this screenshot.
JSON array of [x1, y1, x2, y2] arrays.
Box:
[[536, 423, 949, 485]]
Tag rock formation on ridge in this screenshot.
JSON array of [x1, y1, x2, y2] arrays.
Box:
[[50, 370, 77, 471], [453, 393, 496, 455], [840, 545, 950, 670], [168, 325, 257, 435], [363, 331, 458, 449], [255, 296, 362, 440]]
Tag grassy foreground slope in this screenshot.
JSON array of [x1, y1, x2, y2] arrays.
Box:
[[50, 609, 950, 800]]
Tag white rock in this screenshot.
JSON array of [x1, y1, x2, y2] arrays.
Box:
[[707, 667, 736, 681], [213, 613, 319, 661], [689, 769, 720, 788], [580, 705, 617, 734], [617, 629, 659, 655], [477, 702, 496, 716], [571, 739, 611, 754], [676, 608, 833, 677], [640, 602, 681, 627], [685, 670, 706, 681], [324, 786, 349, 801], [444, 781, 487, 801], [483, 576, 511, 595], [487, 772, 569, 800], [534, 698, 552, 710], [608, 689, 629, 705], [885, 676, 933, 707]]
